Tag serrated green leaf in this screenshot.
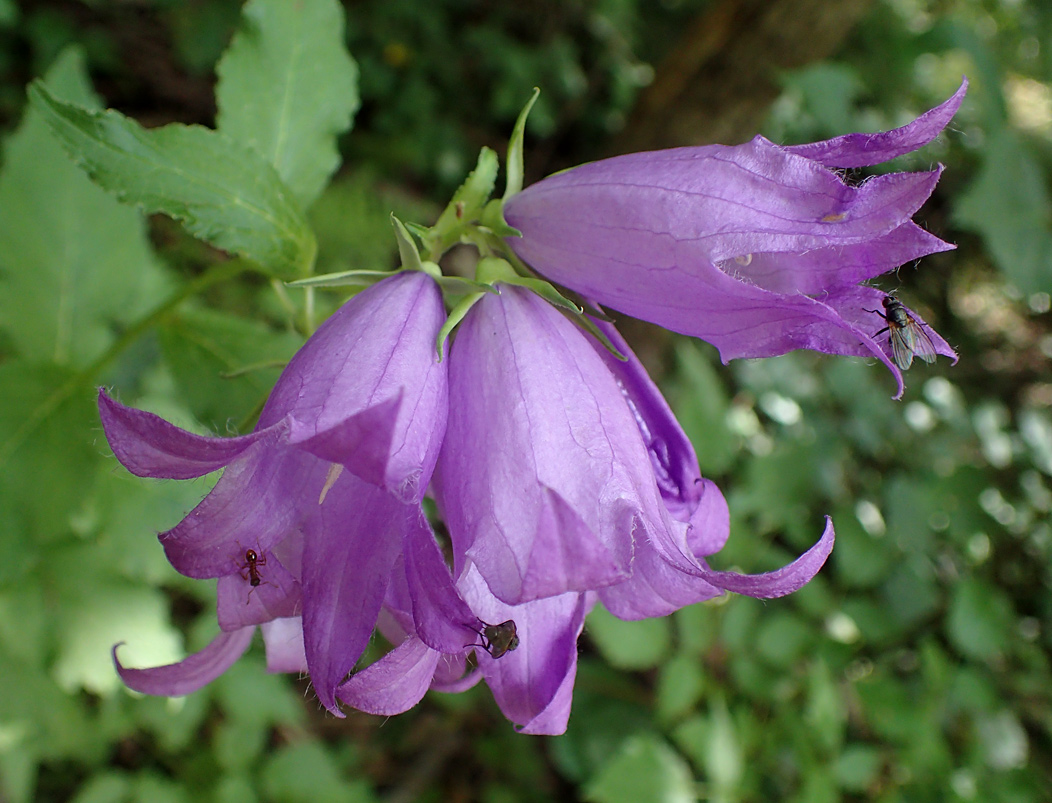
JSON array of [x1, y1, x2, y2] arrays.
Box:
[[583, 734, 695, 803], [158, 306, 303, 430], [0, 48, 169, 367], [215, 0, 358, 208], [28, 82, 316, 279]]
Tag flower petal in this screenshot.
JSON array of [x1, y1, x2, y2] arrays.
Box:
[[403, 507, 482, 653], [694, 516, 835, 598], [724, 222, 954, 295], [261, 617, 307, 674], [783, 79, 967, 168], [266, 271, 449, 502], [113, 627, 255, 696], [588, 320, 707, 523], [337, 636, 441, 716], [435, 287, 677, 604], [301, 472, 406, 714], [459, 564, 591, 735], [98, 390, 277, 479], [431, 654, 481, 692], [159, 448, 324, 578], [599, 536, 724, 619], [505, 141, 943, 268], [216, 551, 301, 631]]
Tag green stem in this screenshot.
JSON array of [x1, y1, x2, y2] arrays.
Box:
[[0, 260, 257, 469]]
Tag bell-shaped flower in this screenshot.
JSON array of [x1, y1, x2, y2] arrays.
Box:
[[105, 270, 449, 712], [417, 284, 832, 733], [337, 506, 592, 736], [503, 81, 967, 397]]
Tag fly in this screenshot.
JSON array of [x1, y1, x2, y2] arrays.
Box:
[[470, 619, 520, 659], [867, 296, 938, 371]]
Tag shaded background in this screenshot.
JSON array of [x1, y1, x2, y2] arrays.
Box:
[[1, 0, 1051, 801]]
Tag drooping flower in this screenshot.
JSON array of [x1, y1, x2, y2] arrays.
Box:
[[105, 270, 451, 712], [503, 81, 967, 397], [413, 284, 834, 733]]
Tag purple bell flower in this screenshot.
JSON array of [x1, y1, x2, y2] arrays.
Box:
[[504, 81, 967, 398], [410, 284, 834, 733], [104, 271, 450, 713]]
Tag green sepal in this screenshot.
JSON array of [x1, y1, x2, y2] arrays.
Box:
[[391, 213, 425, 272], [480, 198, 522, 238], [577, 314, 628, 361], [424, 147, 499, 257], [476, 256, 520, 285], [503, 88, 540, 201], [405, 221, 431, 240], [286, 269, 396, 288], [502, 276, 581, 314], [436, 291, 486, 361], [434, 275, 500, 296]]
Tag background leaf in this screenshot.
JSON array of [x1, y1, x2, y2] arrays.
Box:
[[215, 0, 359, 209], [27, 83, 316, 280], [0, 48, 169, 367]]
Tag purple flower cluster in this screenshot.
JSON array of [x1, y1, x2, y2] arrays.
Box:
[[104, 83, 963, 734]]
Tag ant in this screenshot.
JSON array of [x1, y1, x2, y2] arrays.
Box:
[[236, 548, 268, 602]]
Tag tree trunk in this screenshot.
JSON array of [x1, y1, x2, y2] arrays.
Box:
[[611, 0, 874, 153]]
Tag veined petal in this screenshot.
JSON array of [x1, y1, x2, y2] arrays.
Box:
[[337, 636, 441, 716], [432, 654, 480, 692], [301, 472, 405, 715], [784, 79, 967, 168], [264, 271, 449, 501], [684, 478, 731, 557], [216, 550, 301, 631], [459, 564, 591, 735], [403, 507, 482, 653], [506, 143, 942, 269], [588, 320, 706, 523], [113, 627, 255, 696], [689, 516, 834, 598], [599, 536, 723, 620], [260, 617, 307, 674], [98, 390, 279, 479], [435, 286, 675, 604], [725, 222, 955, 295], [159, 448, 325, 578]]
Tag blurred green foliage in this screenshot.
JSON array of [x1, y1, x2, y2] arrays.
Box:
[[1, 0, 1051, 801]]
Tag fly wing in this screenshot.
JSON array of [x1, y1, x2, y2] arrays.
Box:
[[889, 327, 915, 370], [905, 318, 939, 364]]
